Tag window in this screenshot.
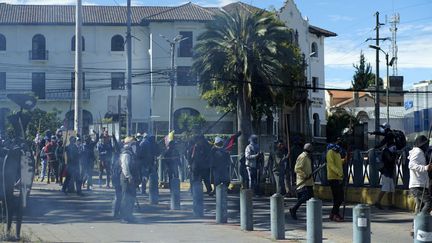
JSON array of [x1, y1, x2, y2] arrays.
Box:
[[0, 72, 5, 90], [71, 36, 85, 51], [111, 72, 125, 90], [111, 35, 124, 51], [294, 30, 299, 45], [0, 34, 5, 51], [71, 72, 86, 90], [176, 66, 197, 86], [32, 34, 46, 60], [311, 42, 318, 57], [313, 113, 320, 137], [32, 72, 45, 99], [178, 31, 193, 57], [312, 77, 318, 92]]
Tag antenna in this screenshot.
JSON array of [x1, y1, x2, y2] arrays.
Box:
[[389, 13, 400, 76]]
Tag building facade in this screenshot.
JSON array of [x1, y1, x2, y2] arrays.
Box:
[[0, 1, 335, 137]]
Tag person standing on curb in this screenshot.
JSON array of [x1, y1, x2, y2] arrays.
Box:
[[269, 139, 288, 195], [245, 134, 263, 195], [326, 138, 346, 222], [289, 143, 314, 220], [408, 135, 432, 214]]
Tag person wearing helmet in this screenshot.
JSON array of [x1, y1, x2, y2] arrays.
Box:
[[289, 143, 314, 220], [373, 122, 397, 210], [408, 135, 432, 214], [245, 134, 263, 194]]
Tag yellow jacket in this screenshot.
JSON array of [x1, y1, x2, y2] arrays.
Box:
[[326, 149, 344, 180], [295, 151, 313, 189]]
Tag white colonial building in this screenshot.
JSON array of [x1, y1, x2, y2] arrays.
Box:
[[0, 1, 335, 137]]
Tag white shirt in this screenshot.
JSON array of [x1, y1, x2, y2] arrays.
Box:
[[408, 147, 429, 188]]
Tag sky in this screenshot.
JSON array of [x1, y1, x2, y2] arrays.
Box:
[[2, 0, 431, 90]]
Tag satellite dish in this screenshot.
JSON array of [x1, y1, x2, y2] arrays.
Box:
[[6, 94, 37, 110]]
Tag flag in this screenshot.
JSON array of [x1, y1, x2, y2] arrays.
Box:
[[224, 131, 241, 152]]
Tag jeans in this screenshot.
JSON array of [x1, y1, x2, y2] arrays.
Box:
[[40, 159, 47, 180], [246, 166, 258, 194]]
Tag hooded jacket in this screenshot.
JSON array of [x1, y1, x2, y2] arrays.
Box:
[[408, 147, 429, 189]]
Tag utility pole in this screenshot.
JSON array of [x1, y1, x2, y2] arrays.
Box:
[[126, 0, 132, 136], [74, 0, 83, 136], [374, 12, 381, 147], [161, 35, 188, 132]]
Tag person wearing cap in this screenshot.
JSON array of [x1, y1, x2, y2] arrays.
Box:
[[326, 138, 346, 222], [408, 135, 432, 214], [268, 139, 288, 195], [289, 143, 314, 220], [119, 136, 139, 223], [211, 137, 231, 190], [62, 136, 82, 195]]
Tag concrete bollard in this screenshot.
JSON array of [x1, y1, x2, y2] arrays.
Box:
[[170, 178, 181, 210], [368, 149, 379, 187], [307, 198, 322, 243], [414, 213, 432, 243], [353, 204, 371, 243], [270, 193, 285, 240], [216, 183, 228, 224], [240, 189, 253, 231], [149, 172, 159, 205], [192, 181, 204, 217]]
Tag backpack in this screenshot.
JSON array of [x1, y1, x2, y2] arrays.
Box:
[[392, 130, 406, 150]]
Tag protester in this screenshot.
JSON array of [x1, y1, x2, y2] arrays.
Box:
[[98, 133, 113, 188], [119, 136, 139, 223], [211, 137, 231, 188], [162, 140, 180, 184], [55, 139, 65, 185], [326, 138, 346, 222], [138, 134, 160, 195], [44, 135, 58, 184], [62, 136, 82, 195], [245, 134, 263, 194], [289, 143, 314, 220], [269, 139, 288, 195], [408, 135, 432, 214], [80, 131, 99, 190], [188, 135, 212, 195], [111, 133, 122, 218]]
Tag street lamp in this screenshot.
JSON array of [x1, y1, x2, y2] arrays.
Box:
[[368, 45, 396, 124]]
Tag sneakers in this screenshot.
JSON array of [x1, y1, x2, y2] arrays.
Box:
[[329, 213, 344, 222], [289, 208, 297, 220]]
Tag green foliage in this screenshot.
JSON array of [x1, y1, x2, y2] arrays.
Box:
[[193, 8, 306, 128], [7, 108, 62, 141], [351, 51, 381, 89], [326, 108, 358, 142], [177, 113, 206, 137]]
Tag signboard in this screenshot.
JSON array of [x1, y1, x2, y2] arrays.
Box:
[[404, 100, 413, 110]]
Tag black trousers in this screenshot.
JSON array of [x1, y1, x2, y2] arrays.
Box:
[[246, 167, 258, 194], [191, 168, 212, 193], [328, 179, 344, 215], [291, 186, 314, 213], [62, 165, 81, 194]]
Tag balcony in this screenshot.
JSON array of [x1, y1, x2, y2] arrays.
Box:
[[29, 50, 49, 61], [0, 89, 90, 101]]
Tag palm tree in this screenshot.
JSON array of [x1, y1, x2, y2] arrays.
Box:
[[193, 8, 304, 152]]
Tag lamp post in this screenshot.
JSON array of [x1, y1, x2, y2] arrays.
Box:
[[369, 45, 395, 124]]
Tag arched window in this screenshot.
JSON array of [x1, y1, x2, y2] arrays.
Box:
[[111, 35, 124, 51], [313, 113, 320, 137], [0, 34, 6, 51], [71, 36, 85, 51], [311, 42, 318, 57], [32, 34, 46, 60]]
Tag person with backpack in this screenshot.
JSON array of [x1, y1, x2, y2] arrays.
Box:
[[111, 133, 123, 218], [62, 136, 82, 195], [211, 137, 231, 188], [188, 135, 212, 195], [245, 134, 263, 195], [81, 131, 99, 191], [372, 123, 402, 209], [119, 136, 140, 223], [98, 133, 113, 188]]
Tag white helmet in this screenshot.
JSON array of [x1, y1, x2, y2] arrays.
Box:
[[380, 122, 390, 130]]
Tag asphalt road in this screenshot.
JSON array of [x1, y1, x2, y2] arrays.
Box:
[[17, 182, 414, 243]]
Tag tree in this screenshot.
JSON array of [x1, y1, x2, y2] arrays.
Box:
[[193, 8, 305, 151], [351, 51, 375, 90], [326, 108, 358, 142]]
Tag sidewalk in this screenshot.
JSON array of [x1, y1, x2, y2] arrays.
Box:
[[20, 181, 414, 242]]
